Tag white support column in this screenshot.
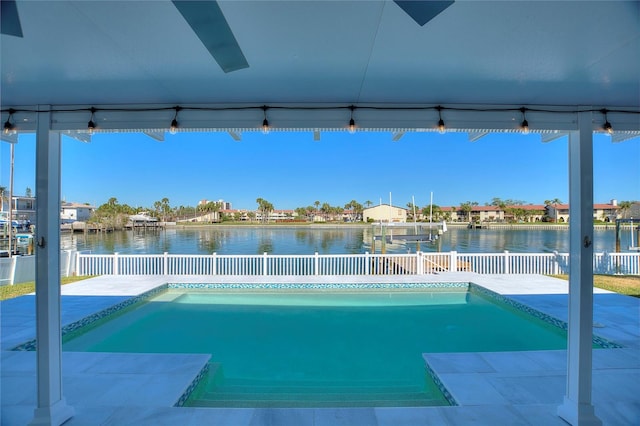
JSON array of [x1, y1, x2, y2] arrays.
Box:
[[30, 110, 74, 425], [557, 111, 601, 426]]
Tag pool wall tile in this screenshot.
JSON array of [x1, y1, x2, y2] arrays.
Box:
[[168, 282, 469, 291], [425, 363, 458, 406], [175, 363, 210, 407]]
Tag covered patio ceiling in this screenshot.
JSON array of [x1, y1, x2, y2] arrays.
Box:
[[1, 0, 639, 133]]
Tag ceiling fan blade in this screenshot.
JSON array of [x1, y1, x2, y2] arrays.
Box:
[[1, 0, 24, 37], [172, 0, 248, 73], [394, 1, 454, 26]]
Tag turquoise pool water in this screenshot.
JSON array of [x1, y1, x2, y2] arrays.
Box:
[[63, 288, 570, 408]]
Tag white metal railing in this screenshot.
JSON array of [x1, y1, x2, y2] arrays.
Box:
[[70, 251, 640, 277], [3, 251, 638, 285]]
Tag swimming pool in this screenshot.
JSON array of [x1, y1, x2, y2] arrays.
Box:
[[59, 282, 590, 408]]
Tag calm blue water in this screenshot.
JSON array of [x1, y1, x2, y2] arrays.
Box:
[[61, 225, 633, 255]]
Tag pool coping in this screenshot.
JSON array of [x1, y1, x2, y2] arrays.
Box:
[[1, 273, 639, 425]]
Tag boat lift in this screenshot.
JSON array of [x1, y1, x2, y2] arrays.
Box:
[[371, 221, 447, 253], [615, 218, 640, 252]]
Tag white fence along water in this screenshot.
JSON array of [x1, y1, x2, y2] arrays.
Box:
[[74, 251, 640, 277], [2, 251, 639, 285]]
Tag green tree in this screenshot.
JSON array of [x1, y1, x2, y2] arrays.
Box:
[[295, 207, 308, 221], [161, 198, 171, 221], [459, 201, 477, 222], [25, 187, 32, 198], [332, 205, 344, 221], [347, 200, 363, 222], [256, 198, 274, 223], [320, 202, 331, 221], [306, 206, 316, 221], [490, 197, 506, 210], [421, 204, 443, 221], [90, 198, 135, 230]]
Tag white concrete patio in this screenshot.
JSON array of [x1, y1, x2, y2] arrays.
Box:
[[1, 274, 638, 425]]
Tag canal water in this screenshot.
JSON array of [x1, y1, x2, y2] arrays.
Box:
[[60, 226, 635, 255]]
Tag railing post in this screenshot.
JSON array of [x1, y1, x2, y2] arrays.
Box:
[[314, 252, 319, 276], [64, 250, 71, 277], [163, 252, 169, 275], [416, 251, 424, 275], [365, 251, 370, 275], [450, 251, 457, 272], [113, 252, 119, 275], [9, 255, 18, 285], [212, 253, 217, 275], [263, 252, 268, 276], [75, 253, 81, 276], [504, 250, 510, 274]]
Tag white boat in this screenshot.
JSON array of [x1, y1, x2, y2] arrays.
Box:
[[129, 212, 159, 223]]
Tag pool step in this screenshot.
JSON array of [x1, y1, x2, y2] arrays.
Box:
[[189, 381, 442, 408], [188, 397, 441, 408]]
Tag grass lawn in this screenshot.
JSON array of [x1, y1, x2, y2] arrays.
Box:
[[550, 274, 640, 297], [0, 276, 94, 301]]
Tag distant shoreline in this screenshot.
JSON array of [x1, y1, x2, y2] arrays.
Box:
[[169, 223, 370, 229], [167, 222, 619, 230]]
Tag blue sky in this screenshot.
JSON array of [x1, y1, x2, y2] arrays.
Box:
[[1, 131, 638, 211]]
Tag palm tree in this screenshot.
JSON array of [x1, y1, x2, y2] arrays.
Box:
[[160, 198, 171, 222], [460, 201, 474, 222], [256, 198, 273, 223], [422, 204, 442, 222], [320, 202, 331, 221], [351, 200, 363, 222], [365, 200, 372, 208]]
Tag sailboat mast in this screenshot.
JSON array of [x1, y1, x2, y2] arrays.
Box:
[[429, 191, 433, 239], [412, 195, 420, 252]]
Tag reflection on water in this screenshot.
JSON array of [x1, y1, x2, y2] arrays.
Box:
[[61, 226, 631, 255]]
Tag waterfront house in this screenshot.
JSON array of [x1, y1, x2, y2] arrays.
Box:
[[2, 195, 36, 224], [546, 201, 620, 223], [593, 201, 620, 222], [255, 209, 298, 222], [504, 205, 547, 222], [363, 204, 407, 223], [440, 204, 547, 223], [60, 202, 95, 223]]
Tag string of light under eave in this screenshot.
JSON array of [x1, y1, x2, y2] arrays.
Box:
[[2, 104, 638, 135]]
